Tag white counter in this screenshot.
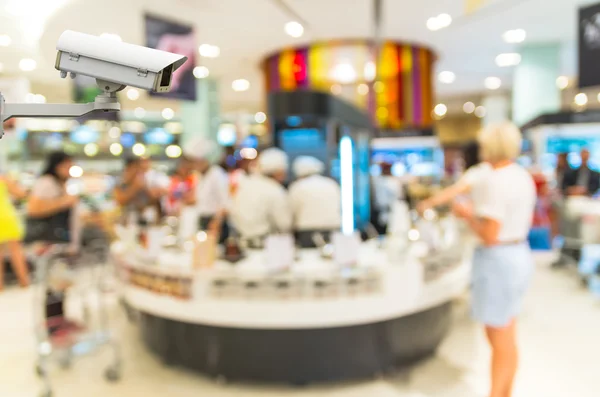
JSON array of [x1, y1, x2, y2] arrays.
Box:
[[114, 241, 471, 330]]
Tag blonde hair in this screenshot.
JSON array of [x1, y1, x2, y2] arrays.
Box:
[[478, 122, 522, 163]]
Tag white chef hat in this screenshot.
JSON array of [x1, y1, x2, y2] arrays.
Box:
[[293, 156, 324, 178], [183, 137, 216, 160], [258, 148, 289, 175]]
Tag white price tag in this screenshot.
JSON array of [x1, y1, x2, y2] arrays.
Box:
[[388, 201, 411, 235], [265, 234, 295, 272], [178, 206, 198, 242], [333, 232, 361, 267], [146, 226, 165, 257]]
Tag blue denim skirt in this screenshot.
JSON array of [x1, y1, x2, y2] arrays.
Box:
[[472, 243, 534, 327]]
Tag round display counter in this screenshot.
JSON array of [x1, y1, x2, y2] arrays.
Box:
[[113, 240, 470, 384]]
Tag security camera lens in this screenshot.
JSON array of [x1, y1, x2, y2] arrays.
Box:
[[160, 65, 173, 88]]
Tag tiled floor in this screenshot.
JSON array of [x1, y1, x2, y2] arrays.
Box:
[[1, 252, 598, 397]]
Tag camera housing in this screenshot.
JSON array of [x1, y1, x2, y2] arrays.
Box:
[[1, 30, 189, 139], [55, 30, 188, 93]]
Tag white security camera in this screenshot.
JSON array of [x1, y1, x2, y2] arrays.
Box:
[[0, 30, 188, 139], [55, 30, 188, 93]]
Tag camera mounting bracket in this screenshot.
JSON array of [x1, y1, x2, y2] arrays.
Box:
[[0, 90, 121, 139]]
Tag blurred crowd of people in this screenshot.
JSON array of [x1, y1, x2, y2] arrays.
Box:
[[2, 132, 598, 292], [0, 138, 349, 290]]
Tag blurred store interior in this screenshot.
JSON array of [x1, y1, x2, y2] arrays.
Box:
[[1, 1, 600, 397]]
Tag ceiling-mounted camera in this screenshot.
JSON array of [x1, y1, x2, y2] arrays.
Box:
[[55, 30, 187, 94], [0, 30, 188, 139]]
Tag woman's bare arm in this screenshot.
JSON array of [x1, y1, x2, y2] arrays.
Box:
[[418, 181, 471, 212], [27, 195, 76, 218], [4, 178, 28, 200]]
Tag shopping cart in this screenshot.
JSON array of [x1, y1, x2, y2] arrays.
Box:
[[551, 197, 583, 268], [552, 197, 600, 285], [33, 241, 122, 397]]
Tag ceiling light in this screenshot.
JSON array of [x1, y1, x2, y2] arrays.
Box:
[[100, 33, 122, 42], [484, 77, 502, 90], [199, 44, 220, 58], [134, 107, 146, 119], [232, 79, 250, 92], [69, 166, 83, 178], [502, 29, 526, 44], [166, 145, 182, 159], [437, 14, 452, 27], [427, 13, 452, 31], [240, 148, 258, 160], [193, 66, 209, 79], [495, 53, 521, 67], [0, 35, 11, 47], [438, 71, 456, 84], [109, 126, 121, 139], [330, 84, 342, 95], [126, 88, 140, 101], [19, 58, 36, 71], [574, 93, 588, 106], [162, 108, 175, 120], [332, 62, 357, 84], [426, 18, 439, 31], [357, 83, 369, 95], [463, 102, 476, 114], [110, 143, 123, 156], [556, 76, 569, 90], [84, 143, 99, 157], [434, 103, 448, 117], [255, 112, 267, 124], [24, 93, 46, 104], [132, 143, 146, 157], [217, 124, 236, 146], [285, 21, 304, 38], [474, 106, 487, 118]]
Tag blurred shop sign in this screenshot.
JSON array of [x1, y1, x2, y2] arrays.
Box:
[[521, 110, 600, 130], [145, 14, 197, 101], [579, 2, 600, 88], [377, 128, 435, 138]]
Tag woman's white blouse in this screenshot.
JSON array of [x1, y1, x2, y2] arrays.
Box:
[[471, 163, 536, 242]]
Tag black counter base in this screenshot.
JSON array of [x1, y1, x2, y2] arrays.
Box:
[[139, 302, 452, 384]]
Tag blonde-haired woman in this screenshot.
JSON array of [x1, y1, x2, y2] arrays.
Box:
[[452, 122, 536, 397]]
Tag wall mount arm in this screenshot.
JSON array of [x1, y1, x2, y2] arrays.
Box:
[[0, 91, 121, 139]]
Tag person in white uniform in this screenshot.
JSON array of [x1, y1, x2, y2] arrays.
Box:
[[372, 162, 407, 233], [289, 156, 341, 247], [452, 122, 536, 397], [185, 138, 230, 240], [230, 148, 292, 246]]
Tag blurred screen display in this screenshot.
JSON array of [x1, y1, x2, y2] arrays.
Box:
[[144, 128, 174, 145], [279, 128, 328, 174], [546, 136, 600, 171], [120, 133, 137, 148], [70, 126, 99, 145], [145, 14, 197, 101], [371, 147, 442, 177]]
